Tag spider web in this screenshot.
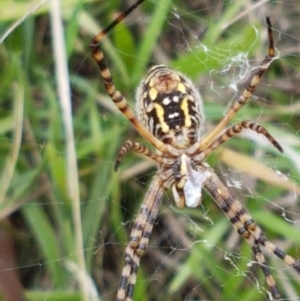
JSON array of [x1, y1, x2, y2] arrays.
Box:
[[0, 0, 300, 301]]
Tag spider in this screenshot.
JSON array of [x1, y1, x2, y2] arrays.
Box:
[[90, 0, 300, 300]]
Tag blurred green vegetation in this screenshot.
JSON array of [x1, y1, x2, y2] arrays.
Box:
[[0, 0, 300, 301]]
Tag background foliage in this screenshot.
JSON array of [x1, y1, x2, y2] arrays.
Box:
[[0, 0, 300, 301]]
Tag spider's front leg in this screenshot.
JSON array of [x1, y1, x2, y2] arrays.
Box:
[[205, 170, 300, 300], [116, 175, 165, 301]]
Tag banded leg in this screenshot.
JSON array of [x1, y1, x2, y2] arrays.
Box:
[[251, 242, 281, 299], [205, 170, 300, 299], [195, 120, 283, 163], [205, 171, 281, 298], [209, 170, 300, 283], [200, 17, 275, 149], [252, 229, 300, 271], [114, 140, 163, 171], [116, 175, 165, 301], [90, 0, 166, 152]]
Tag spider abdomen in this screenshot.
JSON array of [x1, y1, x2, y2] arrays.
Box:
[[136, 64, 204, 148]]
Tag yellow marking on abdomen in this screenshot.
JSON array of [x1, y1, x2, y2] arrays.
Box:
[[180, 97, 192, 127], [149, 87, 158, 101], [154, 103, 169, 133]]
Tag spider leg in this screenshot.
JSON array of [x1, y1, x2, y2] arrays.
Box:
[[200, 17, 275, 149], [116, 175, 165, 301], [249, 226, 300, 298], [117, 246, 137, 301], [251, 241, 281, 298], [205, 170, 299, 299], [90, 1, 167, 153], [254, 231, 300, 271], [114, 140, 163, 171], [125, 252, 140, 301], [195, 120, 283, 162]]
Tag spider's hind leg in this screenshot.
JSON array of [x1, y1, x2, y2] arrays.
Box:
[[199, 17, 276, 150]]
